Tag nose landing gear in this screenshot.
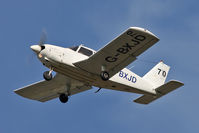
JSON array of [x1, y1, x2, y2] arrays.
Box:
[[43, 71, 53, 81], [43, 68, 53, 81]]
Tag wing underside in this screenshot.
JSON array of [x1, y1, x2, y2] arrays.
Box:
[[14, 74, 92, 102], [74, 27, 159, 78]]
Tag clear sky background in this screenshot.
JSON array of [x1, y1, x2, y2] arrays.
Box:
[[0, 0, 198, 132]]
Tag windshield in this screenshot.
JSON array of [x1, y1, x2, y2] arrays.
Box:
[[78, 47, 93, 56], [69, 46, 79, 51]]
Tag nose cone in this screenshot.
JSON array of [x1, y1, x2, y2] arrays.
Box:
[[30, 45, 41, 53]]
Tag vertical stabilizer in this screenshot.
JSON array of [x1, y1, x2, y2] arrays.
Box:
[[143, 61, 170, 88]]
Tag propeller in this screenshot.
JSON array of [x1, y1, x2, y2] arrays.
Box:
[[27, 29, 48, 65], [30, 29, 47, 53]]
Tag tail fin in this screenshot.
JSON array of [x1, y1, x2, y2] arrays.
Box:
[[143, 61, 170, 88]]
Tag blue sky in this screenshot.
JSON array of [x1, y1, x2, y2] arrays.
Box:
[[1, 0, 199, 132]]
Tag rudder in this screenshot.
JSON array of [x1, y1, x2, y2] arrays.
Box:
[[143, 61, 170, 88]]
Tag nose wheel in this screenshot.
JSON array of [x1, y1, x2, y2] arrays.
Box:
[[59, 94, 68, 103], [43, 71, 53, 81]]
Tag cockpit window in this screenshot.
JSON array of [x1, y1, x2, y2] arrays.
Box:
[[69, 46, 79, 51], [78, 47, 93, 56]]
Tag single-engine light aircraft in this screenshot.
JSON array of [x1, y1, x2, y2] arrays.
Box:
[[14, 27, 184, 104]]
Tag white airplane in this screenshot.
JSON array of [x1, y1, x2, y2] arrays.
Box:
[[14, 27, 184, 104]]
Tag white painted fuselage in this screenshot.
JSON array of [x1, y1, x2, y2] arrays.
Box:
[[37, 44, 155, 95]]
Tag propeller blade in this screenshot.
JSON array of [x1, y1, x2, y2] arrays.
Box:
[[39, 29, 47, 46], [26, 52, 37, 65]]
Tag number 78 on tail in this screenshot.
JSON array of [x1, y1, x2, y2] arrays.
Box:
[[14, 27, 184, 104]]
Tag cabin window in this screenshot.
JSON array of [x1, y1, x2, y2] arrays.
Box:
[[78, 47, 93, 56], [69, 46, 79, 51]]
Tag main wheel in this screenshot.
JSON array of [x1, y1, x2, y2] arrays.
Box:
[[59, 94, 68, 103], [43, 71, 53, 81], [100, 71, 109, 81]]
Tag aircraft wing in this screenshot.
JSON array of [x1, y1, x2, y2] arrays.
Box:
[[74, 27, 159, 78], [14, 74, 92, 102]]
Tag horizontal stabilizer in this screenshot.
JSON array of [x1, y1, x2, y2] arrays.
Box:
[[134, 80, 184, 104]]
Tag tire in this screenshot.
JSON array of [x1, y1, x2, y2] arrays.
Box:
[[100, 71, 109, 81], [59, 94, 68, 103], [43, 71, 53, 81]]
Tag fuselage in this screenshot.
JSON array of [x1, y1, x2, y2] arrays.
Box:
[[36, 44, 155, 95]]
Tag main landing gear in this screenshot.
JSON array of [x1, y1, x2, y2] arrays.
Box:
[[59, 94, 68, 103], [59, 84, 71, 103], [100, 71, 109, 81], [100, 65, 110, 81]]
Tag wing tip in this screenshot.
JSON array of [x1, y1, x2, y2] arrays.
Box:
[[169, 80, 184, 87], [133, 99, 149, 105], [13, 89, 22, 95], [129, 27, 159, 40]]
